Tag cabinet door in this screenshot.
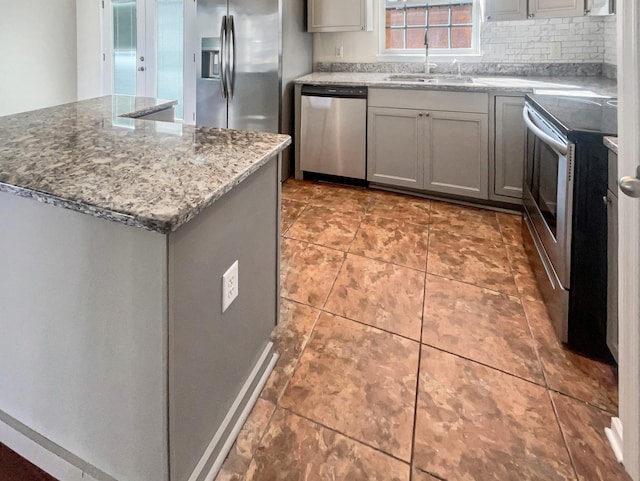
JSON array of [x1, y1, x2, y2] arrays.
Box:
[[494, 96, 525, 200], [485, 0, 527, 21], [367, 107, 424, 189], [424, 111, 489, 199], [308, 0, 364, 32], [529, 0, 584, 18]]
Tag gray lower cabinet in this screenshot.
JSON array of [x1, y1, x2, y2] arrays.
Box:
[[367, 107, 423, 189], [367, 88, 489, 200], [493, 95, 526, 202], [424, 110, 489, 199], [367, 106, 488, 198]]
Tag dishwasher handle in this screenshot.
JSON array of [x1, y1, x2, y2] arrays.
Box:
[[301, 84, 367, 99]]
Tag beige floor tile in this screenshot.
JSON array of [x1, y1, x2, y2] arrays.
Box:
[[261, 299, 321, 403], [280, 238, 344, 308], [552, 392, 631, 481], [349, 214, 429, 270], [507, 242, 545, 303], [308, 183, 371, 213], [246, 409, 410, 481], [498, 212, 525, 246], [280, 313, 419, 462], [524, 299, 618, 413], [412, 468, 441, 481], [281, 199, 307, 234], [423, 274, 544, 384], [281, 179, 320, 202], [414, 346, 575, 481], [430, 201, 502, 242], [324, 254, 425, 340], [215, 399, 276, 481], [366, 191, 431, 225], [427, 230, 518, 296], [285, 205, 364, 251]]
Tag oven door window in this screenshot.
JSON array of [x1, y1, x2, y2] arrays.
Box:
[[526, 130, 560, 239]]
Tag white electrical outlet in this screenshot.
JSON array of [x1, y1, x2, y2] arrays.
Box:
[[222, 260, 239, 313], [549, 42, 562, 59], [335, 45, 344, 58]]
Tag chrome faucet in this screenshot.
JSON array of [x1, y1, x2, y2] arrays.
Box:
[[424, 32, 430, 74], [453, 58, 462, 78], [424, 30, 437, 75]]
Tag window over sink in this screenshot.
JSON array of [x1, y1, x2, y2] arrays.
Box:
[[379, 0, 481, 60]]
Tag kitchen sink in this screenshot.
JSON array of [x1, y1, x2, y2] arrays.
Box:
[[384, 74, 475, 85], [425, 76, 474, 84], [383, 74, 436, 82]]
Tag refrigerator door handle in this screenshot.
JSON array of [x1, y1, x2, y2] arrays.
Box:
[[219, 15, 228, 99], [227, 15, 236, 99]]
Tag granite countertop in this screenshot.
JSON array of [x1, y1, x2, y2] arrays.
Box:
[[604, 136, 618, 154], [294, 72, 617, 97], [0, 96, 291, 234]]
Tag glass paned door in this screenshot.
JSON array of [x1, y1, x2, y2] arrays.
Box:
[[156, 0, 183, 119], [106, 0, 184, 117], [113, 0, 137, 95], [111, 0, 150, 97]]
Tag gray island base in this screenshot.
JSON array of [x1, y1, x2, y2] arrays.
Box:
[[0, 96, 291, 481]]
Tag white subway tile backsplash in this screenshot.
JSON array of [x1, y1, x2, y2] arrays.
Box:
[[480, 16, 608, 64], [603, 16, 617, 66]]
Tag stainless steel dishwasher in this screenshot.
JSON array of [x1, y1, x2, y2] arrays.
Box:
[[300, 85, 367, 180]]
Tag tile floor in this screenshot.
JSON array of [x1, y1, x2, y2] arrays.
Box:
[[0, 179, 628, 481], [217, 179, 626, 481]]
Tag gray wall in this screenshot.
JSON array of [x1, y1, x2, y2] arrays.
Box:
[[0, 0, 78, 116], [280, 0, 313, 179]]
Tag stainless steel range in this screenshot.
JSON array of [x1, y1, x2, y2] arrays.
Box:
[[522, 93, 617, 361]]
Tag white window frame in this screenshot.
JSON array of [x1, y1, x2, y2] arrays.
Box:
[[378, 0, 482, 62]]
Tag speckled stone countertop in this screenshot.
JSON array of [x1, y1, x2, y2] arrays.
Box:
[[0, 96, 291, 234], [295, 72, 617, 97], [604, 136, 618, 154]]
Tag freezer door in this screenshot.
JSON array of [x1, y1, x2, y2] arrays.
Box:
[[196, 0, 229, 128], [227, 0, 280, 133]]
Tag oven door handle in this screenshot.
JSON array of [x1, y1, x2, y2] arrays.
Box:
[[523, 106, 569, 156]]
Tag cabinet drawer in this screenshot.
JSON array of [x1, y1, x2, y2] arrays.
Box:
[[369, 88, 489, 114]]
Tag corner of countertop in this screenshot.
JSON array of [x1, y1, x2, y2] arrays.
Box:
[[604, 136, 618, 154]]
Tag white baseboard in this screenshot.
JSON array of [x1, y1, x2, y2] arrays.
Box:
[[606, 416, 624, 464], [187, 342, 279, 481], [0, 414, 104, 481]]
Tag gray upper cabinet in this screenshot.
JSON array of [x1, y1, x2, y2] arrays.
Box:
[[424, 111, 489, 199], [529, 0, 584, 18], [485, 0, 585, 20], [308, 0, 371, 32], [367, 107, 424, 189], [493, 96, 525, 202], [485, 0, 527, 21]]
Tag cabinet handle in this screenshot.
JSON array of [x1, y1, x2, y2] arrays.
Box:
[[486, 15, 491, 20], [528, 13, 534, 18], [418, 113, 423, 117], [425, 112, 430, 117]]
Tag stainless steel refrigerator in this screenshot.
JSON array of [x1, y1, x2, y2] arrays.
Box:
[[196, 0, 312, 151]]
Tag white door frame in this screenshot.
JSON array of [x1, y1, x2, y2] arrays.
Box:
[[608, 3, 640, 480]]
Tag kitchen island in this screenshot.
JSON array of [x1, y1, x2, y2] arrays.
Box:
[[0, 96, 291, 481]]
